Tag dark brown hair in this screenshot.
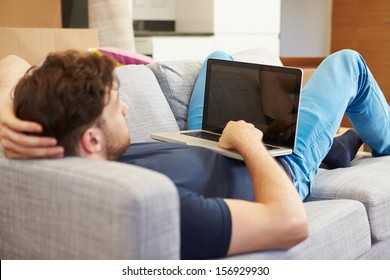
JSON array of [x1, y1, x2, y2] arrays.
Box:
[[13, 50, 117, 156]]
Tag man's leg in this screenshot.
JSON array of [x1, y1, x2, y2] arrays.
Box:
[[283, 49, 390, 199], [187, 51, 234, 130], [322, 128, 363, 169]]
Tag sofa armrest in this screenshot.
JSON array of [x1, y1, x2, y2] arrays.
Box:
[[0, 157, 180, 259]]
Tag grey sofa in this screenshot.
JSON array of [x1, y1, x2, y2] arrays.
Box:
[[1, 49, 389, 260]]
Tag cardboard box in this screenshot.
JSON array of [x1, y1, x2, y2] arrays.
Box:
[[0, 28, 99, 65], [0, 0, 62, 28]]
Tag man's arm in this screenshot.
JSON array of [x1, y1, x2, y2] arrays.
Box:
[[219, 120, 308, 256], [0, 55, 64, 158]]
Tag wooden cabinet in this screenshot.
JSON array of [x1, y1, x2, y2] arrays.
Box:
[[331, 0, 390, 126], [0, 0, 61, 28]]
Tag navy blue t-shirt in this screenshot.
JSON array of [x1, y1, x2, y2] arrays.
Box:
[[117, 142, 254, 259]]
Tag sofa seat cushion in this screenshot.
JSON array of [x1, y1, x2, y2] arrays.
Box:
[[148, 61, 202, 130], [115, 65, 179, 143], [358, 238, 390, 260], [309, 155, 390, 242], [225, 199, 370, 260]]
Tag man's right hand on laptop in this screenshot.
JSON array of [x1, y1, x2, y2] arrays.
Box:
[[219, 120, 265, 158]]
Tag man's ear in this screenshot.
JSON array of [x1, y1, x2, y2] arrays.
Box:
[[79, 127, 103, 155]]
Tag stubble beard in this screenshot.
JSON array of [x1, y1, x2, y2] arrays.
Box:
[[105, 131, 130, 161]]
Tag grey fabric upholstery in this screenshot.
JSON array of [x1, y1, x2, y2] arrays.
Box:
[[309, 156, 390, 242], [0, 157, 180, 259], [115, 65, 179, 143], [225, 200, 371, 260], [359, 238, 390, 260], [148, 61, 202, 130]]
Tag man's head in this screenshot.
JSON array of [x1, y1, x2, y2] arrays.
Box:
[[13, 50, 130, 160]]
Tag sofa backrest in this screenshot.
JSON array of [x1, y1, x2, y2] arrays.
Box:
[[148, 60, 203, 130], [115, 64, 179, 143]]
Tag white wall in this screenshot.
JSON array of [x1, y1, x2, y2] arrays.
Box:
[[175, 0, 214, 33], [175, 0, 280, 35], [280, 0, 332, 57], [132, 0, 175, 20], [132, 0, 332, 57]]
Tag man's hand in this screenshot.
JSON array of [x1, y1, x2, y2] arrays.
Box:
[[0, 106, 64, 159], [0, 54, 64, 159], [219, 120, 264, 156]]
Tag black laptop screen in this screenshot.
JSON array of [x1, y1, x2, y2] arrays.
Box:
[[204, 59, 302, 148]]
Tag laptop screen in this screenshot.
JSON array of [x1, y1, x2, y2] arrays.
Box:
[[203, 58, 302, 148]]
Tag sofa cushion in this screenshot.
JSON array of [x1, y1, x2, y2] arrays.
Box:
[[309, 155, 390, 242], [358, 238, 390, 259], [225, 199, 371, 259], [115, 65, 179, 143], [148, 61, 202, 130]]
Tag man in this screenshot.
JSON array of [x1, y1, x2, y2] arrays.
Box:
[[0, 51, 308, 259], [1, 49, 389, 259]]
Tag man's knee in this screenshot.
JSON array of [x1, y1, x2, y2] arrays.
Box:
[[206, 51, 234, 61], [331, 49, 363, 63]]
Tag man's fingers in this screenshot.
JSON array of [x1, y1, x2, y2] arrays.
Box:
[[0, 125, 64, 159], [2, 138, 64, 159], [1, 125, 56, 147], [0, 104, 43, 134], [0, 114, 64, 159], [4, 117, 43, 134], [219, 120, 262, 150], [4, 149, 64, 159]]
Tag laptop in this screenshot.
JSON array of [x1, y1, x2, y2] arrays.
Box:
[[152, 58, 303, 161]]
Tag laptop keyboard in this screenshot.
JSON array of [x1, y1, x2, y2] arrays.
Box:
[[181, 131, 220, 142], [265, 144, 278, 150], [181, 131, 280, 151]]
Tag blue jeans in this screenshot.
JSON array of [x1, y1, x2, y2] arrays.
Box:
[[189, 50, 390, 199]]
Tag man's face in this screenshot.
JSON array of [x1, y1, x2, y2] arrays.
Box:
[[99, 83, 130, 160]]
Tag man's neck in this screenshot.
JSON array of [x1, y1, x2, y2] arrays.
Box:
[[77, 145, 107, 161]]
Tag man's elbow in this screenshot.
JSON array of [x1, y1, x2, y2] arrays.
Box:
[[280, 213, 309, 249], [290, 217, 309, 246]]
